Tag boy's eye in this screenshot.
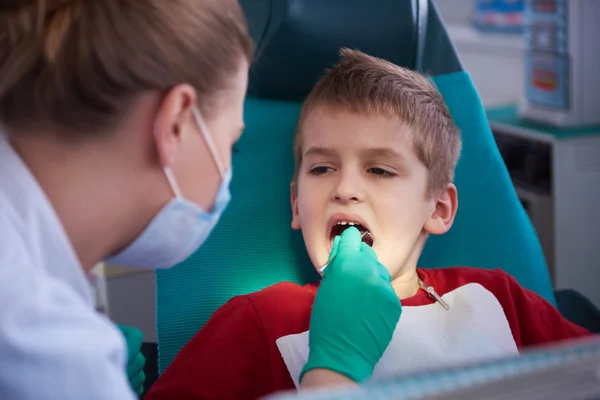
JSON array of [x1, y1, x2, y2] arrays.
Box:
[[368, 167, 395, 177], [309, 166, 334, 175]]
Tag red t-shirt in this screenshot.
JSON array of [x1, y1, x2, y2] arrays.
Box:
[[146, 267, 592, 400]]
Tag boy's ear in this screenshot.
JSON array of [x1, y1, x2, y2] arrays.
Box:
[[290, 181, 301, 230], [423, 183, 458, 235]]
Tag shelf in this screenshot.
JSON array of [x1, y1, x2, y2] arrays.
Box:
[[446, 24, 525, 55]]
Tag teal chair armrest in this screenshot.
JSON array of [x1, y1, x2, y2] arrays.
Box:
[[556, 290, 600, 334], [140, 342, 159, 398]]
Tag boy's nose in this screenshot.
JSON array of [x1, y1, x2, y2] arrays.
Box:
[[331, 172, 364, 203]]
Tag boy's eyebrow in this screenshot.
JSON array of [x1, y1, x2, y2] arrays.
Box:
[[303, 146, 405, 163], [303, 146, 337, 158], [361, 147, 406, 162]]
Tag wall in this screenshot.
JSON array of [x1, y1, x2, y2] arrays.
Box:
[[435, 0, 474, 24], [106, 270, 158, 342], [434, 0, 526, 107]]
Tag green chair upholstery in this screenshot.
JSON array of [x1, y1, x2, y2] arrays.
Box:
[[155, 0, 555, 374]]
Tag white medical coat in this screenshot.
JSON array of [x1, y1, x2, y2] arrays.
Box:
[[0, 133, 136, 400]]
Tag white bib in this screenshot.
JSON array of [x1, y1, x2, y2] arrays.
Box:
[[276, 283, 519, 387]]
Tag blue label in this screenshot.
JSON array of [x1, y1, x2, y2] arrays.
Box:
[[525, 51, 569, 110]]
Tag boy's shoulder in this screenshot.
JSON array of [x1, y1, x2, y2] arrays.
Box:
[[147, 282, 317, 398], [419, 266, 517, 298], [246, 281, 319, 314], [416, 266, 546, 312], [422, 267, 593, 346], [245, 280, 319, 305], [224, 281, 319, 338]]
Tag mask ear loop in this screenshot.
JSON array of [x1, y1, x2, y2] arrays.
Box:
[[153, 112, 184, 200], [193, 107, 226, 178], [156, 107, 225, 201], [164, 167, 184, 199]]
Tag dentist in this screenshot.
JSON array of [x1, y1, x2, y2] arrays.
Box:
[[0, 0, 403, 397], [0, 0, 250, 398]]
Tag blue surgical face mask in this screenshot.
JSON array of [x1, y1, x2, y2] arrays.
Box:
[[106, 107, 232, 269]]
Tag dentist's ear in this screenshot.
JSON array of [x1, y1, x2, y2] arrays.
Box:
[[153, 83, 197, 168], [290, 181, 301, 230], [423, 183, 458, 235]]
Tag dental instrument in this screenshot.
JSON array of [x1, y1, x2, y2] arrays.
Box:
[[319, 231, 450, 310], [319, 231, 371, 272]]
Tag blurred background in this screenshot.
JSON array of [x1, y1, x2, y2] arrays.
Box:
[[437, 0, 526, 107]]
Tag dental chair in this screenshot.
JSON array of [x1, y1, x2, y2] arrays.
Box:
[[143, 0, 599, 395]]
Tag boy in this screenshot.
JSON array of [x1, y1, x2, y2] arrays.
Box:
[[146, 49, 592, 399]]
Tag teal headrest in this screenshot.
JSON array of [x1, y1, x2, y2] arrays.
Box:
[[156, 72, 555, 373], [240, 0, 460, 100]]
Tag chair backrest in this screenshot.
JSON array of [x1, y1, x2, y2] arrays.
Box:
[[155, 0, 555, 374]]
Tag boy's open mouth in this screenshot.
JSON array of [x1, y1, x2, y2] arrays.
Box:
[[329, 221, 374, 247]]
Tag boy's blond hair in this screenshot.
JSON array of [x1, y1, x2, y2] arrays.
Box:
[[293, 48, 461, 194]]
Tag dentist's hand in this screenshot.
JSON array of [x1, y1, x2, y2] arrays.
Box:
[[117, 325, 146, 397], [300, 227, 402, 384]]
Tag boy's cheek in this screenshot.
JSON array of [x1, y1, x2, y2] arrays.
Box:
[[305, 239, 328, 271]]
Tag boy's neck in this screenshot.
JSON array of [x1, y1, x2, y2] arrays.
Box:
[[391, 269, 420, 300]]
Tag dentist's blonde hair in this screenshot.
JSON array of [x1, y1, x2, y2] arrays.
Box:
[[0, 0, 251, 136]]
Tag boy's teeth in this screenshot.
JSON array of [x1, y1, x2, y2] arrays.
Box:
[[330, 221, 373, 247]]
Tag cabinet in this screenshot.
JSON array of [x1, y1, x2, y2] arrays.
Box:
[[487, 105, 600, 306]]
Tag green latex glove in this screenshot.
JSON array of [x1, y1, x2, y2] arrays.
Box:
[[300, 227, 402, 383], [117, 325, 146, 397]]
